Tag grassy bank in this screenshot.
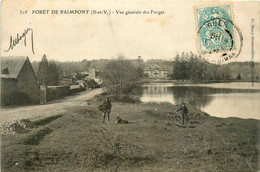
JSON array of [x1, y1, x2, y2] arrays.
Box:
[[1, 97, 259, 171]]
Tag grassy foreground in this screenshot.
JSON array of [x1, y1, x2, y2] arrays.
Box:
[[1, 97, 259, 171]]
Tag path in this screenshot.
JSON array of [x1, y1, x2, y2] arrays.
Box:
[[0, 88, 103, 123]]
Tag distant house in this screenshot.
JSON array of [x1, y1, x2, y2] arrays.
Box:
[[88, 68, 102, 84], [144, 65, 167, 78], [71, 69, 102, 90], [1, 56, 40, 105]]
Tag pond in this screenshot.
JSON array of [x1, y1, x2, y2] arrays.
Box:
[[140, 82, 260, 119]]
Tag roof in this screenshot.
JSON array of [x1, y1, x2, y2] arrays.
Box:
[[144, 67, 167, 71], [1, 56, 28, 79]]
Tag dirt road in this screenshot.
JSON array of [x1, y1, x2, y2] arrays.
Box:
[[0, 88, 103, 123]]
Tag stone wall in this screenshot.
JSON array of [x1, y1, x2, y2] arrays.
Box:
[[46, 86, 70, 102]]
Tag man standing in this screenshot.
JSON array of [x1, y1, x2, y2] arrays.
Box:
[[102, 97, 112, 123], [175, 103, 189, 124]]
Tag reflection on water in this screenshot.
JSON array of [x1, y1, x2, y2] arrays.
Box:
[[141, 84, 175, 104], [141, 82, 260, 119]]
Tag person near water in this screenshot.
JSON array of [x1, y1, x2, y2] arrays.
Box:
[[175, 103, 189, 124]]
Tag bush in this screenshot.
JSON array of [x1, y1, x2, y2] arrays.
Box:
[[101, 56, 141, 95], [96, 95, 141, 103], [79, 127, 142, 171]]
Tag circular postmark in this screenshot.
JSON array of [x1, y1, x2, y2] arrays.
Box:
[[197, 17, 243, 64]]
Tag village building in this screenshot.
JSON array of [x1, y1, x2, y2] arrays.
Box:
[[1, 56, 40, 105], [144, 65, 168, 78], [71, 68, 102, 90], [88, 68, 102, 84]]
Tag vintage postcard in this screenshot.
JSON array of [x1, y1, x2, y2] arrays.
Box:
[[0, 0, 259, 171]]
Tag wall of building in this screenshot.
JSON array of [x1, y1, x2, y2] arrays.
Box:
[[144, 70, 168, 78], [16, 59, 40, 104], [1, 78, 18, 105]]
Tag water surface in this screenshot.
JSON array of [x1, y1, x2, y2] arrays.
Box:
[[141, 82, 260, 119]]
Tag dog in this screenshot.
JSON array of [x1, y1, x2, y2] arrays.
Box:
[[116, 116, 128, 124]]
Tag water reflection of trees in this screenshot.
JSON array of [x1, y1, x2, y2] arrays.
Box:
[[171, 87, 213, 108], [142, 85, 169, 95], [141, 85, 175, 104], [171, 86, 260, 109], [141, 84, 260, 109]]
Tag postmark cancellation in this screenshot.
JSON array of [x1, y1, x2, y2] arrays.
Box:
[[195, 4, 242, 64]]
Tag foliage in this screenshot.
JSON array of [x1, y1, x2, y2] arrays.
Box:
[[47, 61, 61, 85], [136, 56, 146, 78], [37, 55, 61, 86], [227, 62, 260, 81], [37, 54, 48, 85], [96, 94, 141, 103], [101, 56, 141, 95], [83, 127, 141, 171], [56, 59, 109, 74], [173, 52, 232, 82], [236, 73, 242, 80], [33, 54, 260, 84]]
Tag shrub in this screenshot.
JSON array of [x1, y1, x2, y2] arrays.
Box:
[[96, 95, 141, 103], [79, 127, 142, 171], [101, 56, 141, 95]]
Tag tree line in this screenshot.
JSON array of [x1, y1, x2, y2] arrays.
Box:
[[35, 55, 142, 95], [34, 53, 260, 90], [173, 52, 260, 82]]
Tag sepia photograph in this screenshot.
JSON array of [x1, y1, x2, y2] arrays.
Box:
[[0, 0, 259, 171]]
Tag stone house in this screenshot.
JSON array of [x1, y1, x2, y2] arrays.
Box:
[[1, 56, 40, 105]]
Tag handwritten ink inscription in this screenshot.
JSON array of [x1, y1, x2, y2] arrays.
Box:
[[5, 28, 35, 54]]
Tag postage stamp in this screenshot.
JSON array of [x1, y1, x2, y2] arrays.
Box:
[[196, 4, 235, 53], [195, 4, 243, 64]]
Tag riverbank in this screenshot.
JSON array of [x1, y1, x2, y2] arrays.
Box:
[[1, 97, 259, 171]]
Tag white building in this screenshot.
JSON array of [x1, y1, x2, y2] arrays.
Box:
[[144, 65, 167, 78]]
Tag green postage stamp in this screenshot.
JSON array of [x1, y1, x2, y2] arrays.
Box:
[[195, 4, 242, 64], [196, 4, 235, 53]]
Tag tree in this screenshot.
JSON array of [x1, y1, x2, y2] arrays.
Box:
[[172, 52, 237, 82], [47, 61, 61, 85], [37, 55, 61, 86], [237, 73, 242, 80], [38, 54, 48, 86], [174, 52, 189, 81], [137, 56, 144, 78], [101, 56, 140, 95], [37, 54, 48, 103], [173, 53, 181, 80]]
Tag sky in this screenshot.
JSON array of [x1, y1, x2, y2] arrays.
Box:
[[1, 0, 259, 62]]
